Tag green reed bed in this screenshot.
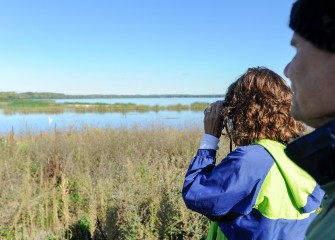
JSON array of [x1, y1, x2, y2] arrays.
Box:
[[0, 100, 210, 114], [0, 100, 64, 114], [0, 125, 230, 240]]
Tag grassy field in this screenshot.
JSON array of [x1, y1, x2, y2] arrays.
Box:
[[0, 125, 230, 239], [0, 100, 209, 114]]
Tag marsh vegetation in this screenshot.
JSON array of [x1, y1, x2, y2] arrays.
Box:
[[0, 99, 209, 114], [0, 125, 230, 239]]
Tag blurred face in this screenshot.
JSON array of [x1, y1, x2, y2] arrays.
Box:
[[284, 33, 335, 128]]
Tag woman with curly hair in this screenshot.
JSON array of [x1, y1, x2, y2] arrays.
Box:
[[182, 67, 324, 240]]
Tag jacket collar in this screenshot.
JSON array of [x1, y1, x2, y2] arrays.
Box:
[[285, 119, 335, 185]]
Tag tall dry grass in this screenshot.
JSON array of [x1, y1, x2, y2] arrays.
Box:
[[0, 124, 230, 240]]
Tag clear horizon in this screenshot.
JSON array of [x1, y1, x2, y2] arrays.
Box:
[[2, 91, 223, 96], [0, 0, 296, 95]]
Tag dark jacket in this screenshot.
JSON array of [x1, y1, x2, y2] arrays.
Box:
[[286, 119, 335, 239], [285, 119, 335, 186]]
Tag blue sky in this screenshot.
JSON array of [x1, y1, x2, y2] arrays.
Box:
[[0, 0, 296, 95]]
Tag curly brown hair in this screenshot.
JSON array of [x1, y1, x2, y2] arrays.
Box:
[[221, 67, 305, 146]]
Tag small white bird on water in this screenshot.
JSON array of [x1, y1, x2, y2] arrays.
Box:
[[48, 116, 53, 125]]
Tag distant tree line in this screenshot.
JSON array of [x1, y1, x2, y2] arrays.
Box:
[[0, 92, 66, 99], [0, 92, 223, 99]]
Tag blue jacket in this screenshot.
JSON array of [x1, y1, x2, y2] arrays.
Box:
[[182, 139, 324, 240]]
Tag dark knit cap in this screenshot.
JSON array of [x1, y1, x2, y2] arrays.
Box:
[[289, 0, 335, 52]]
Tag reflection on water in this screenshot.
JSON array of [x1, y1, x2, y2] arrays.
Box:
[[0, 98, 221, 135], [54, 97, 216, 106], [0, 110, 204, 135]]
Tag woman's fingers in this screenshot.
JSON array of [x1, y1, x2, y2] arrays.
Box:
[[204, 101, 225, 138]]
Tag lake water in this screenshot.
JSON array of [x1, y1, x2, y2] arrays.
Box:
[[54, 97, 218, 106], [0, 98, 220, 135]]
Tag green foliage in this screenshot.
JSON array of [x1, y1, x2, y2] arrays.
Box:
[[0, 227, 15, 239], [69, 180, 81, 204], [0, 99, 62, 114], [19, 92, 66, 99], [69, 215, 91, 239], [47, 234, 56, 240], [190, 102, 210, 110], [7, 99, 56, 108], [79, 216, 89, 231], [0, 100, 212, 114], [0, 91, 66, 99], [0, 91, 19, 99], [0, 88, 221, 113], [0, 92, 219, 113], [0, 91, 223, 100]]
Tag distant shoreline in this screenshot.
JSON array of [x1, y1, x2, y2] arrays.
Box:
[[0, 92, 223, 100], [0, 99, 210, 114]]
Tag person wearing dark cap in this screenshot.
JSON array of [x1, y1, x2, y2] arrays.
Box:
[[284, 0, 335, 238]]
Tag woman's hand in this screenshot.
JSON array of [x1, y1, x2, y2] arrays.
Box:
[[204, 100, 225, 138]]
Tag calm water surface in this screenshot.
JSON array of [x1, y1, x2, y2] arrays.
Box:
[[0, 98, 221, 135], [54, 97, 217, 106]]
